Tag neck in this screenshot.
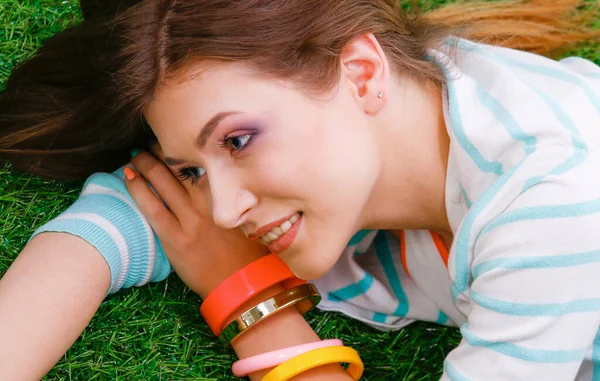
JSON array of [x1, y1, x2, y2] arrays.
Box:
[[360, 79, 452, 237]]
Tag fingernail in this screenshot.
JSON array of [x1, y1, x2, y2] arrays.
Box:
[[130, 148, 142, 158], [124, 167, 136, 181]]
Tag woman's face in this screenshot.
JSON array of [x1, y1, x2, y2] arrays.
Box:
[[145, 63, 382, 280]]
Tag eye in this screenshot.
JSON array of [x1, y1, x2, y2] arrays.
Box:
[[225, 134, 252, 151], [177, 166, 206, 185]]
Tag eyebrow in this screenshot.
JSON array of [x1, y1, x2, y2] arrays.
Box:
[[163, 111, 240, 166], [197, 111, 240, 148], [164, 156, 186, 166]]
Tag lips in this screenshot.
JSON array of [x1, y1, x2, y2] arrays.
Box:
[[248, 212, 300, 241], [266, 213, 303, 254]]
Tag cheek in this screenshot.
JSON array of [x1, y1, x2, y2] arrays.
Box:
[[247, 108, 378, 211], [242, 113, 321, 194], [307, 111, 379, 198]]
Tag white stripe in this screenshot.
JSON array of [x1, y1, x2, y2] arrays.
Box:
[[404, 230, 466, 326], [55, 212, 130, 293], [82, 183, 156, 286]]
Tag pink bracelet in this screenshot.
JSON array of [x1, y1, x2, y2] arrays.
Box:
[[232, 339, 344, 377]]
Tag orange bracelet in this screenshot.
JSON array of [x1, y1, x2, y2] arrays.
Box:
[[200, 254, 304, 336]]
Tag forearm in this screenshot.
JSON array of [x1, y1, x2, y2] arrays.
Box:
[[0, 233, 110, 379], [230, 286, 352, 381]]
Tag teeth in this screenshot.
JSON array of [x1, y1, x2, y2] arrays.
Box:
[[259, 213, 301, 245], [280, 221, 292, 233]]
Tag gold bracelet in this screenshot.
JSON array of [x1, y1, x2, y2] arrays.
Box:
[[219, 283, 320, 345]]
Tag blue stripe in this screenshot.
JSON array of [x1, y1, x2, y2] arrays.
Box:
[[451, 283, 462, 302], [457, 40, 590, 193], [467, 43, 589, 193], [89, 170, 128, 194], [476, 84, 537, 155], [519, 83, 588, 191], [444, 66, 503, 176], [150, 237, 171, 282], [374, 231, 409, 316], [444, 41, 593, 297], [522, 148, 587, 191], [526, 86, 588, 152], [326, 273, 374, 302], [472, 249, 600, 280], [584, 73, 600, 79], [460, 185, 473, 208], [68, 194, 150, 289], [503, 57, 600, 116], [444, 360, 472, 381], [348, 230, 373, 246], [471, 290, 600, 316], [480, 198, 600, 236], [372, 312, 387, 324], [458, 39, 600, 116], [31, 171, 173, 294], [453, 158, 526, 294], [593, 328, 600, 381], [91, 171, 172, 284], [460, 324, 587, 363], [436, 310, 449, 325]]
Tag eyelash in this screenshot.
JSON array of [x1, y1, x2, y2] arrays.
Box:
[[217, 132, 254, 153], [177, 167, 205, 185], [177, 132, 255, 185]]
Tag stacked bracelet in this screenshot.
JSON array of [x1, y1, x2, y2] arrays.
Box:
[[219, 283, 320, 345], [201, 255, 364, 379], [200, 254, 304, 336]]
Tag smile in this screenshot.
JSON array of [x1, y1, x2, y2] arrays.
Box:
[[259, 212, 300, 243], [251, 212, 303, 254]]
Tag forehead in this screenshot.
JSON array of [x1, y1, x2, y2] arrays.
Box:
[[144, 63, 293, 126]]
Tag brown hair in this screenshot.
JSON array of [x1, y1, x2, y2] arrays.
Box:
[[1, 0, 598, 180]]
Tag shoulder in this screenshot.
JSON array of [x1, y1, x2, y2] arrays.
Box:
[[81, 167, 131, 199], [442, 40, 600, 207], [30, 167, 168, 294]]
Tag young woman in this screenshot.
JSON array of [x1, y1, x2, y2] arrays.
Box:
[[1, 0, 599, 379]]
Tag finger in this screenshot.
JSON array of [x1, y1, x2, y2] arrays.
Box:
[[124, 167, 181, 239], [131, 151, 192, 220], [149, 145, 212, 219]]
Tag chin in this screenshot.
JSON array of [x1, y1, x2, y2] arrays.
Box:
[[280, 248, 340, 281]]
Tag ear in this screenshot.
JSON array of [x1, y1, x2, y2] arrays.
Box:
[[340, 33, 390, 115]]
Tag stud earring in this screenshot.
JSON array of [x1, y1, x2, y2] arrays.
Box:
[[377, 92, 384, 99]]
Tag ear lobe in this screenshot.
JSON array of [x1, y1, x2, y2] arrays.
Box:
[[340, 33, 389, 114]]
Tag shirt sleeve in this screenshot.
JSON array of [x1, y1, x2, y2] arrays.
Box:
[[30, 167, 172, 295], [442, 147, 600, 380]]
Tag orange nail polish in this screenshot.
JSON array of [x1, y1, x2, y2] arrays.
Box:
[[124, 167, 136, 181]]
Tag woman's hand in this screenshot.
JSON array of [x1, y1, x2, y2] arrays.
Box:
[[125, 151, 269, 299], [125, 151, 351, 381]]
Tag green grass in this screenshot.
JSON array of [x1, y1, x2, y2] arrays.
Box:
[[0, 1, 598, 380]]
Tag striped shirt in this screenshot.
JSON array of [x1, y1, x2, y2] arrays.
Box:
[[32, 39, 600, 380]]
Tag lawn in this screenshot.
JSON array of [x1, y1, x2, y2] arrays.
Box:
[[0, 1, 598, 380]]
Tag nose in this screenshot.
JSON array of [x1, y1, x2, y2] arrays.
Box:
[[209, 169, 257, 229]]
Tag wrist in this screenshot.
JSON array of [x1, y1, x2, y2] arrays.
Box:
[[230, 294, 349, 380], [224, 284, 285, 327]]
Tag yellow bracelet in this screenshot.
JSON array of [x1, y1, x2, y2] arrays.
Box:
[[261, 346, 364, 381]]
